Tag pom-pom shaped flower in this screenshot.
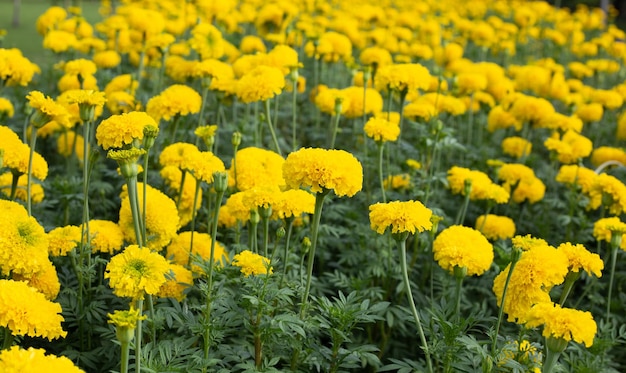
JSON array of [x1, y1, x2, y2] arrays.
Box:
[[119, 183, 180, 249], [0, 346, 85, 373], [0, 48, 40, 87], [166, 231, 228, 273], [544, 130, 593, 164], [104, 245, 170, 300], [501, 136, 532, 159], [526, 303, 596, 347], [369, 200, 433, 235], [271, 189, 315, 220], [12, 259, 60, 300], [235, 65, 285, 103], [146, 84, 202, 122], [593, 217, 626, 249], [590, 146, 626, 169], [283, 148, 363, 197], [557, 242, 603, 278], [475, 214, 516, 241], [447, 166, 509, 204], [375, 63, 432, 94], [232, 250, 273, 277], [47, 225, 81, 256], [0, 279, 66, 340], [96, 111, 157, 150], [26, 90, 70, 128], [433, 225, 493, 276], [229, 147, 286, 191], [364, 117, 400, 143]]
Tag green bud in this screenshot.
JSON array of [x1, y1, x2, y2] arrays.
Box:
[[249, 208, 260, 224], [232, 131, 242, 148], [107, 148, 146, 179], [213, 171, 228, 193], [258, 205, 272, 219], [142, 125, 159, 150], [546, 336, 568, 354], [276, 226, 286, 239]]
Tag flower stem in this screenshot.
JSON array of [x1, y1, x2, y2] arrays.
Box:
[[300, 190, 330, 317], [377, 142, 387, 203], [26, 126, 38, 216], [491, 250, 520, 357], [606, 245, 619, 319], [279, 218, 294, 289], [120, 339, 130, 373], [399, 237, 433, 373], [263, 99, 282, 157], [188, 180, 202, 267], [542, 345, 561, 373], [9, 171, 19, 201], [329, 111, 342, 149], [126, 175, 143, 247], [291, 73, 298, 152], [134, 298, 144, 373], [141, 152, 150, 246]]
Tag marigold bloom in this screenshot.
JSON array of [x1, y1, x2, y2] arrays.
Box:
[[88, 220, 125, 254], [157, 263, 192, 301], [93, 50, 122, 69], [235, 65, 285, 103], [146, 84, 202, 122], [26, 91, 70, 128], [104, 245, 170, 300], [96, 111, 157, 150], [166, 231, 228, 273], [47, 225, 81, 256], [314, 88, 351, 116], [283, 148, 363, 197], [12, 258, 60, 300], [433, 225, 493, 276], [0, 48, 40, 87], [0, 346, 85, 373], [232, 250, 272, 277], [119, 183, 180, 249], [229, 147, 285, 191], [342, 86, 384, 118], [557, 242, 603, 277], [497, 163, 546, 204], [544, 130, 593, 164], [593, 217, 626, 249], [0, 97, 14, 119], [218, 192, 250, 227], [587, 173, 626, 215], [161, 166, 201, 227], [0, 172, 45, 203], [107, 307, 146, 332], [501, 136, 532, 159], [575, 103, 603, 123], [487, 105, 521, 132], [360, 46, 393, 69], [375, 63, 431, 94], [239, 35, 267, 54], [270, 189, 315, 220], [475, 214, 516, 241], [526, 303, 596, 347], [555, 165, 597, 194], [447, 166, 509, 204], [369, 200, 433, 235], [364, 117, 400, 143], [306, 31, 353, 63], [590, 146, 626, 168], [383, 174, 412, 190], [0, 279, 66, 340]]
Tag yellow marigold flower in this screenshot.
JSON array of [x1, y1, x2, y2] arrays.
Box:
[[360, 46, 393, 69], [497, 163, 546, 204], [0, 346, 85, 373], [96, 111, 156, 150], [0, 201, 49, 277], [283, 147, 363, 197], [544, 130, 593, 164], [593, 217, 626, 249], [383, 173, 412, 190], [159, 142, 199, 170], [93, 50, 122, 69], [575, 99, 604, 122], [63, 89, 107, 121], [487, 105, 521, 132], [12, 259, 60, 300], [501, 136, 532, 159], [47, 225, 81, 256], [590, 146, 626, 168], [229, 147, 285, 191], [475, 214, 516, 241], [591, 89, 623, 110], [119, 183, 180, 249], [104, 73, 138, 96], [267, 44, 301, 75], [104, 244, 170, 300], [406, 159, 421, 170], [306, 31, 352, 63], [526, 303, 596, 347], [369, 200, 433, 235], [536, 112, 583, 133], [146, 84, 202, 122], [455, 72, 488, 94], [555, 165, 597, 194], [341, 86, 384, 118], [375, 63, 431, 94], [26, 91, 70, 128], [587, 173, 626, 215], [241, 186, 281, 212], [447, 166, 509, 204], [232, 250, 272, 277], [236, 65, 285, 103], [403, 98, 437, 121], [239, 35, 267, 54], [194, 125, 218, 144], [35, 5, 67, 34], [0, 97, 14, 119], [0, 126, 47, 179], [88, 219, 125, 254], [157, 263, 192, 301], [186, 151, 226, 185], [106, 91, 139, 114], [107, 307, 146, 332], [314, 88, 351, 116], [508, 94, 556, 126], [166, 231, 228, 274], [218, 191, 250, 227], [0, 279, 66, 340], [557, 242, 603, 277], [433, 225, 493, 276], [364, 116, 400, 143], [271, 189, 315, 220], [0, 49, 40, 87], [512, 234, 549, 251]]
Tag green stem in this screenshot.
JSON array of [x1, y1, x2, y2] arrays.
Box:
[[9, 171, 19, 201], [491, 251, 520, 357], [176, 170, 187, 208], [120, 339, 130, 373], [134, 298, 144, 373], [146, 294, 156, 342], [126, 175, 143, 247], [279, 219, 294, 289], [606, 246, 619, 319], [542, 345, 561, 373], [263, 99, 282, 156], [454, 273, 464, 317], [559, 271, 580, 306], [203, 186, 226, 368], [399, 237, 433, 373], [261, 213, 270, 258], [377, 142, 387, 203], [198, 84, 210, 127], [142, 152, 149, 246], [329, 111, 342, 149], [300, 190, 330, 317], [26, 126, 38, 216], [188, 179, 202, 267], [455, 188, 472, 225], [2, 327, 14, 349], [291, 73, 298, 152]]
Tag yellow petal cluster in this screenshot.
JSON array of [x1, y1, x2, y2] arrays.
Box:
[[433, 225, 493, 276]]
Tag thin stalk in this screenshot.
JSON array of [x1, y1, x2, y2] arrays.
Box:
[[606, 245, 619, 319], [26, 126, 38, 216], [120, 338, 130, 373], [279, 218, 294, 288], [377, 142, 387, 203], [300, 190, 330, 317], [176, 170, 187, 208], [9, 171, 19, 200], [134, 298, 144, 373], [491, 251, 520, 357], [399, 237, 433, 373], [146, 294, 156, 342], [141, 153, 150, 245], [188, 179, 202, 267], [263, 99, 282, 156], [203, 186, 226, 369], [126, 176, 143, 247], [558, 271, 580, 306], [261, 213, 270, 258], [455, 190, 471, 225], [454, 274, 464, 317], [2, 326, 14, 349], [329, 111, 342, 149], [291, 73, 298, 152]]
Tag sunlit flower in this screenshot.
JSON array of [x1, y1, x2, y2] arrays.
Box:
[[96, 111, 157, 150], [232, 250, 272, 276], [26, 91, 70, 128], [165, 231, 228, 274], [104, 244, 170, 300], [235, 65, 285, 103], [364, 116, 400, 143], [369, 200, 433, 235], [526, 303, 596, 347], [0, 346, 85, 373], [146, 84, 202, 122], [544, 130, 593, 164], [590, 146, 626, 168], [157, 263, 192, 301], [47, 225, 81, 256], [375, 63, 431, 94], [557, 242, 603, 277], [433, 225, 493, 276], [475, 214, 516, 241], [447, 166, 509, 204], [88, 220, 125, 255], [283, 147, 363, 197], [12, 258, 60, 300], [501, 136, 532, 159]]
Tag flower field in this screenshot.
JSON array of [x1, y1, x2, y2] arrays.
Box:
[[2, 0, 626, 372]]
